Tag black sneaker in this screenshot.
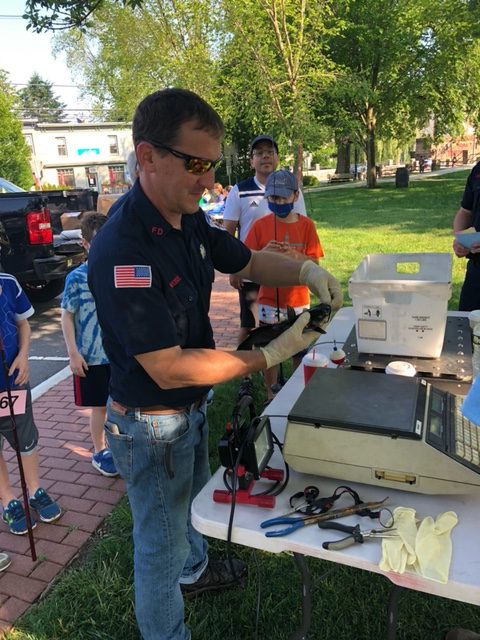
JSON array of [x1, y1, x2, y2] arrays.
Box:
[[181, 558, 247, 598]]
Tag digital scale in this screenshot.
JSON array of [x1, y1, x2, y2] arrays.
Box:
[[283, 317, 480, 495], [343, 315, 473, 394]]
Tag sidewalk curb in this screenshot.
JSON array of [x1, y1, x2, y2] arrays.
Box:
[[31, 366, 72, 402]]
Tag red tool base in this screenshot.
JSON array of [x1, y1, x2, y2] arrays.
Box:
[[213, 468, 284, 508]]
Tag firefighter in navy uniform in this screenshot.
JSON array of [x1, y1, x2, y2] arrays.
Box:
[[88, 88, 342, 640], [453, 161, 480, 310]]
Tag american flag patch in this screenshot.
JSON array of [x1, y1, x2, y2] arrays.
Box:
[[114, 265, 152, 288]]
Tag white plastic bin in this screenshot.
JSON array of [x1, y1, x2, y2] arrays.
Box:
[[348, 253, 452, 358]]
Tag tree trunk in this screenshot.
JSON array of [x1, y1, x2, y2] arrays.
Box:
[[294, 141, 304, 187], [366, 106, 377, 188], [335, 138, 351, 174]]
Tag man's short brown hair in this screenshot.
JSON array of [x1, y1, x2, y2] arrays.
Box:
[[80, 212, 107, 244], [132, 88, 224, 148]]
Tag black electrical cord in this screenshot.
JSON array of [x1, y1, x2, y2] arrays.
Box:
[[221, 429, 290, 498], [225, 432, 247, 583], [222, 387, 292, 637]]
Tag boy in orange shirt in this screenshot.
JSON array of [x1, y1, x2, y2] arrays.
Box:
[[244, 169, 323, 400]]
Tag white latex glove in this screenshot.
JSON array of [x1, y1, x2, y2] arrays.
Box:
[[414, 511, 458, 584], [299, 261, 343, 311], [379, 506, 418, 574], [260, 312, 317, 369]]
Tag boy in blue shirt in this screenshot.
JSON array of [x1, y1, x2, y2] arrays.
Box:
[[61, 213, 117, 477], [0, 273, 61, 534]]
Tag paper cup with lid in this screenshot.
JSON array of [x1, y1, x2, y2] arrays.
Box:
[[302, 349, 329, 384], [385, 361, 416, 377]]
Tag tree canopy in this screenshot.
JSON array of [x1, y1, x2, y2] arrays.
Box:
[[26, 0, 480, 186], [18, 72, 66, 122], [320, 0, 479, 186], [220, 0, 338, 174], [53, 0, 220, 121], [0, 72, 32, 189], [24, 0, 141, 32]]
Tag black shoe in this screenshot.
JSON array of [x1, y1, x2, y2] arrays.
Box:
[[181, 558, 247, 598], [238, 377, 254, 400]]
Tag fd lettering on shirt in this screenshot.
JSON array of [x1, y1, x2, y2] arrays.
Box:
[[114, 265, 152, 288]]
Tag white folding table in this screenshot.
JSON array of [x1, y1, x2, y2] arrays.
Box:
[[192, 308, 480, 638]]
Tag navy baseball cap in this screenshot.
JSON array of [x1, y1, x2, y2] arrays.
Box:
[[264, 170, 298, 198], [250, 135, 279, 155]]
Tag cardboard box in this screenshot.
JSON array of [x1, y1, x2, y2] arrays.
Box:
[[97, 194, 122, 215], [60, 211, 83, 231], [348, 253, 452, 358]]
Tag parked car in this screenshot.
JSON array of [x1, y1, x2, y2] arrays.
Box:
[[0, 177, 25, 193], [0, 179, 97, 301]]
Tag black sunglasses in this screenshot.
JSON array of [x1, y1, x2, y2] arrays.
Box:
[[146, 140, 223, 175]]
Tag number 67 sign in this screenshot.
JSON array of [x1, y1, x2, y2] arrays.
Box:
[[0, 390, 27, 417]]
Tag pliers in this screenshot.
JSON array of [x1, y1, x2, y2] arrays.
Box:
[[260, 499, 388, 537], [318, 522, 398, 550]]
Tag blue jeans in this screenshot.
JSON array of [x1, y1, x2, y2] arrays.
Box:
[[105, 400, 210, 640]]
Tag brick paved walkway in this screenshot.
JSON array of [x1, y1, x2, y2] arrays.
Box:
[[0, 271, 239, 635]]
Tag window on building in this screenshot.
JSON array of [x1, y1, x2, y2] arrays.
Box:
[[108, 135, 119, 155], [57, 168, 75, 187], [56, 137, 67, 156], [108, 165, 125, 185]]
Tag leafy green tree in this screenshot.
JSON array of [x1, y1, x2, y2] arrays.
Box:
[[322, 0, 478, 187], [52, 0, 339, 177], [220, 0, 339, 176], [18, 72, 66, 122], [53, 0, 221, 122], [0, 72, 32, 189], [24, 0, 142, 31]]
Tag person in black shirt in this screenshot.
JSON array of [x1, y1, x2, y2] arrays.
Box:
[[88, 88, 342, 640], [453, 161, 480, 311]]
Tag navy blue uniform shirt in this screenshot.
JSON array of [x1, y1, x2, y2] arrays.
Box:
[[461, 161, 480, 228], [88, 180, 251, 408]]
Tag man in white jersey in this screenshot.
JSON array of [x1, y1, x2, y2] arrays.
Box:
[[223, 135, 307, 344]]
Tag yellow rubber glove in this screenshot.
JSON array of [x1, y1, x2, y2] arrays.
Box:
[[260, 312, 317, 369], [299, 261, 343, 312], [379, 507, 418, 574], [415, 511, 458, 584]]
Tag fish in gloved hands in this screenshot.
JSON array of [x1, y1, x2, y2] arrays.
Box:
[[299, 260, 343, 311], [259, 311, 318, 369], [237, 303, 331, 351]]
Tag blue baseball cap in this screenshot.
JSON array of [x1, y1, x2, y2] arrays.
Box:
[[264, 170, 298, 198], [250, 135, 279, 155]]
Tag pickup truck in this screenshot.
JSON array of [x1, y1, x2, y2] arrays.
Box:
[[0, 177, 97, 302]]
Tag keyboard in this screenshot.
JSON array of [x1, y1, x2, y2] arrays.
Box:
[[453, 396, 480, 470]]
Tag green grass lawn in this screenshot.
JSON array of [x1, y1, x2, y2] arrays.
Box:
[[7, 171, 480, 640], [304, 171, 469, 310]]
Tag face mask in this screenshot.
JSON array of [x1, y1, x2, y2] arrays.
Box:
[[269, 202, 294, 218]]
